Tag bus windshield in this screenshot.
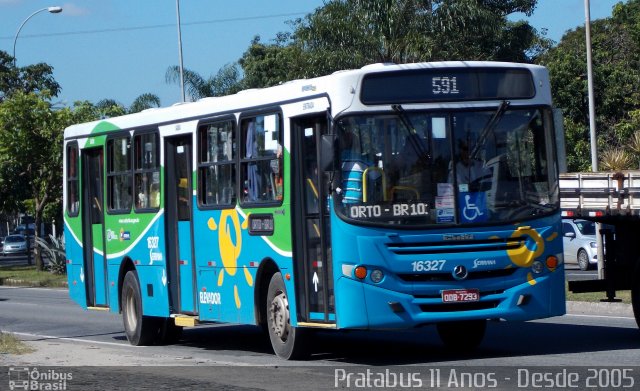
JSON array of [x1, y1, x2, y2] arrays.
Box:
[[335, 107, 558, 226]]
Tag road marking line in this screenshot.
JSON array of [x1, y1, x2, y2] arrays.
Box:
[[566, 314, 635, 320], [8, 331, 141, 348]]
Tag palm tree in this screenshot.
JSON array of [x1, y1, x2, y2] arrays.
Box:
[[96, 98, 126, 119], [165, 63, 243, 101], [129, 93, 161, 114]]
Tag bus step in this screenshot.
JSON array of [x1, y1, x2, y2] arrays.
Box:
[[87, 306, 110, 311], [171, 314, 199, 327]]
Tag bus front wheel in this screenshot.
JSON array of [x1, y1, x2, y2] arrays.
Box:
[[122, 270, 159, 346], [437, 319, 486, 351], [266, 272, 309, 360]]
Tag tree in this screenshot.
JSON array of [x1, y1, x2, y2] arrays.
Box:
[[96, 99, 127, 118], [0, 50, 60, 103], [0, 50, 63, 243], [129, 93, 161, 114], [238, 0, 550, 88], [537, 0, 640, 171], [165, 63, 243, 101], [0, 92, 69, 270]]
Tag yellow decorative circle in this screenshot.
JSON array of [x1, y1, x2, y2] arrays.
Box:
[[218, 210, 241, 275], [507, 227, 545, 267]]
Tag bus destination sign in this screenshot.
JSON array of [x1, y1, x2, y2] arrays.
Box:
[[360, 67, 535, 105], [348, 202, 430, 219]]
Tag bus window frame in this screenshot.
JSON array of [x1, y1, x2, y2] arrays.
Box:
[[239, 109, 285, 208], [66, 141, 80, 217], [105, 132, 133, 215], [196, 115, 238, 211], [132, 129, 161, 214]]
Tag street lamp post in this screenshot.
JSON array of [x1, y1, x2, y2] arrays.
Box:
[[175, 0, 186, 102], [584, 0, 605, 279], [12, 6, 63, 66]]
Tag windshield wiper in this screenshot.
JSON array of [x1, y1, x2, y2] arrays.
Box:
[[391, 104, 432, 163], [470, 100, 510, 159]]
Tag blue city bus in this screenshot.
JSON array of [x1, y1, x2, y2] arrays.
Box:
[[63, 62, 565, 359]]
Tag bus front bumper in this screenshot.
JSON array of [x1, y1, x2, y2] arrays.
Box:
[[334, 269, 566, 329]]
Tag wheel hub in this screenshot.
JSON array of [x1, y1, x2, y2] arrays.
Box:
[[269, 292, 290, 341], [125, 287, 138, 330]]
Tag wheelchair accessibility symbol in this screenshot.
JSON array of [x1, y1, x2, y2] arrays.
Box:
[[459, 192, 487, 223]]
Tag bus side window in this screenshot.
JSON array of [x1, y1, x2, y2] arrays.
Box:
[[66, 143, 80, 216], [134, 132, 160, 212], [241, 114, 283, 204], [198, 120, 236, 207], [106, 136, 132, 213]]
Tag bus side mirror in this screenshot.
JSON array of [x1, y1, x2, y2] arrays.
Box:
[[320, 134, 336, 172]]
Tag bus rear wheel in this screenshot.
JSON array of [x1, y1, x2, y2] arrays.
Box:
[[437, 319, 486, 351], [122, 270, 159, 346], [266, 272, 309, 360], [157, 318, 183, 345]]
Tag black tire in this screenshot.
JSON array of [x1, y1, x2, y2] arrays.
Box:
[[632, 265, 640, 331], [157, 318, 183, 345], [577, 249, 590, 271], [437, 319, 487, 352], [121, 270, 159, 346], [266, 272, 309, 360]]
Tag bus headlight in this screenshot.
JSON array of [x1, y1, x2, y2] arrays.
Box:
[[531, 261, 544, 274], [370, 269, 384, 283]]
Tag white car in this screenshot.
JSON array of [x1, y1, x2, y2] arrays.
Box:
[[562, 219, 597, 271], [2, 234, 28, 256]]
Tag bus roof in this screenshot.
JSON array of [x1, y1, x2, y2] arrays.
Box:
[[63, 61, 549, 140]]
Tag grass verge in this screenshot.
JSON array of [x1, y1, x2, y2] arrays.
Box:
[[566, 283, 631, 304], [0, 265, 67, 288], [0, 332, 35, 355]]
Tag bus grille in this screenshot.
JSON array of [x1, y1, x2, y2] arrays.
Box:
[[385, 237, 523, 255], [398, 268, 517, 282]]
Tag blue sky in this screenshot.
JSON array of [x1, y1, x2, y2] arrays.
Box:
[[0, 0, 624, 108]]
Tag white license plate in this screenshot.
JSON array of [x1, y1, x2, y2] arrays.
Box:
[[441, 289, 480, 303]]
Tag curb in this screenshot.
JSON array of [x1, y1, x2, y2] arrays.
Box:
[[566, 300, 634, 317], [0, 277, 68, 288]]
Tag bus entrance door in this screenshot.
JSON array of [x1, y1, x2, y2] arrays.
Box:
[[165, 136, 196, 314], [292, 115, 335, 324], [81, 148, 108, 308]]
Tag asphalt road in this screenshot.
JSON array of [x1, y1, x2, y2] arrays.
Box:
[[0, 270, 638, 390], [0, 286, 638, 364], [564, 264, 600, 281]]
